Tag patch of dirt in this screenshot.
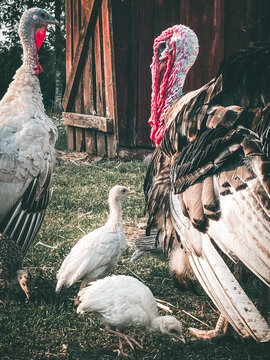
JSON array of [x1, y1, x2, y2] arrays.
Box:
[[125, 222, 146, 247], [56, 150, 104, 164], [56, 148, 153, 164]]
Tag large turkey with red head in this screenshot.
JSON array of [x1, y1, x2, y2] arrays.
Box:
[[144, 24, 270, 342], [0, 8, 58, 297]]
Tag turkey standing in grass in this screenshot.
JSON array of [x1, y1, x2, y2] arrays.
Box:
[[144, 24, 270, 342], [0, 233, 33, 300], [0, 8, 58, 279], [77, 275, 185, 355], [55, 186, 135, 298]]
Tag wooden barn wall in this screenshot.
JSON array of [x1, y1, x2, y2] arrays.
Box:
[[112, 0, 270, 149], [112, 0, 180, 148], [64, 0, 270, 153], [64, 0, 117, 157]]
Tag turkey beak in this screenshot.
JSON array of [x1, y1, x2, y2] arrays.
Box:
[[173, 334, 186, 343], [126, 189, 135, 196], [47, 15, 60, 26]]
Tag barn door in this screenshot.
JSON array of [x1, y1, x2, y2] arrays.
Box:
[[62, 0, 118, 158]]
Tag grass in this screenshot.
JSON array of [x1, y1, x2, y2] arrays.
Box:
[[0, 154, 269, 359]]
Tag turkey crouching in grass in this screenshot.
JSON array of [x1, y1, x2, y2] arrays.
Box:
[[0, 8, 58, 298], [55, 186, 135, 301], [77, 275, 185, 356], [0, 234, 33, 300], [144, 24, 270, 342]]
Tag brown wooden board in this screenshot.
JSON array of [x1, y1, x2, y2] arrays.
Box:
[[111, 0, 132, 147], [62, 112, 113, 133], [136, 0, 154, 148], [102, 0, 118, 157], [65, 0, 73, 82], [63, 0, 102, 112], [180, 0, 224, 93]]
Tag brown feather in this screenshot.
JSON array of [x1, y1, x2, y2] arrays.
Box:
[[183, 183, 208, 232], [202, 176, 221, 220]]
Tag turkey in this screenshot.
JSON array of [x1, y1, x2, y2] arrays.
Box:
[[144, 24, 270, 342], [77, 275, 185, 355], [0, 6, 58, 275], [0, 233, 33, 299], [55, 185, 135, 298]]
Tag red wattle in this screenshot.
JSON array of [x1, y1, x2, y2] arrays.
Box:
[[35, 27, 47, 51]]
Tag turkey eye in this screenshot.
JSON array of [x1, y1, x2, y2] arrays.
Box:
[[170, 329, 178, 334], [40, 13, 46, 18]]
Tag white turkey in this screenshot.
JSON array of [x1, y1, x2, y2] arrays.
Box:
[[55, 185, 134, 298], [144, 24, 270, 342], [77, 274, 185, 355], [0, 6, 58, 282]]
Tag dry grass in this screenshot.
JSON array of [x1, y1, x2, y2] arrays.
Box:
[[0, 156, 269, 359]]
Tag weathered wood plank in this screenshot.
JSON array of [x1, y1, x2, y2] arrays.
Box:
[[85, 129, 96, 154], [94, 13, 105, 115], [62, 0, 102, 111], [62, 112, 113, 133], [180, 0, 224, 91], [94, 11, 106, 157], [136, 0, 154, 148], [65, 0, 73, 82], [102, 0, 117, 158], [75, 128, 85, 152], [96, 131, 106, 157], [67, 125, 75, 150], [111, 0, 130, 147]]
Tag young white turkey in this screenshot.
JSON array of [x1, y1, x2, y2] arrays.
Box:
[[0, 233, 33, 300], [55, 185, 135, 298], [0, 8, 58, 281], [144, 24, 270, 342], [77, 275, 185, 355]]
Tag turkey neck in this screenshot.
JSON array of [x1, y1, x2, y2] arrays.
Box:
[[149, 316, 163, 331], [19, 18, 41, 72], [107, 197, 123, 228]]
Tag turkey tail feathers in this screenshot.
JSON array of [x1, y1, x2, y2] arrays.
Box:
[[171, 193, 270, 342]]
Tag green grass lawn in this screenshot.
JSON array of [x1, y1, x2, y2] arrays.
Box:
[[0, 157, 269, 359]]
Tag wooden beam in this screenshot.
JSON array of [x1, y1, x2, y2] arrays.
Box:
[[62, 0, 102, 111], [62, 112, 113, 133]]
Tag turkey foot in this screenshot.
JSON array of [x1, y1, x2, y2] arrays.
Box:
[[107, 328, 143, 356], [74, 280, 89, 306], [189, 315, 229, 340]]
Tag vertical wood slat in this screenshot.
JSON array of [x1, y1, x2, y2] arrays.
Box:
[[72, 0, 84, 151], [102, 0, 118, 158], [128, 0, 139, 148], [111, 0, 131, 147], [136, 0, 154, 148], [224, 0, 248, 55], [83, 37, 96, 154], [65, 0, 73, 81], [67, 125, 75, 150], [180, 0, 224, 92], [94, 9, 107, 157], [65, 0, 74, 149]]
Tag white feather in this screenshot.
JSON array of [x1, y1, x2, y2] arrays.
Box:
[[171, 192, 270, 342]]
